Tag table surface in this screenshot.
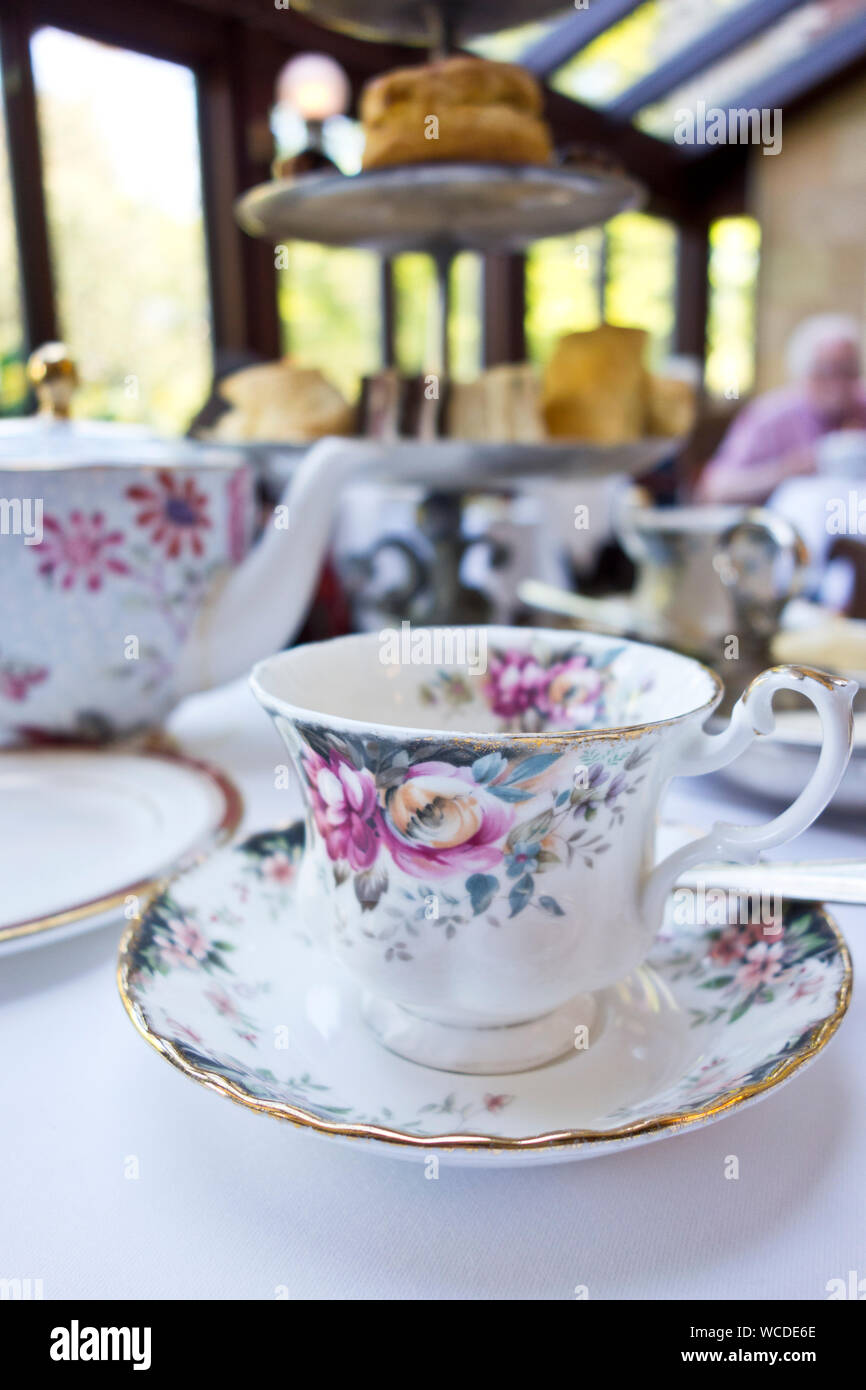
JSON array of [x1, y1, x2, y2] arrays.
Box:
[[3, 678, 864, 1301]]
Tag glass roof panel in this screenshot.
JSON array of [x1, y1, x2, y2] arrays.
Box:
[[466, 14, 571, 62], [549, 0, 751, 109], [636, 0, 866, 140]]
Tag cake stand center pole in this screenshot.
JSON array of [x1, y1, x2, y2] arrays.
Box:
[[426, 2, 460, 56]]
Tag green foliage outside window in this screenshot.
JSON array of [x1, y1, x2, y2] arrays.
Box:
[[0, 59, 27, 415], [604, 211, 677, 367], [31, 28, 211, 433], [279, 243, 383, 401], [527, 214, 677, 369], [525, 230, 604, 365], [705, 216, 760, 399]]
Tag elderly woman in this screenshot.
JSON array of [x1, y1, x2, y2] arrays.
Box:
[[697, 314, 866, 504]]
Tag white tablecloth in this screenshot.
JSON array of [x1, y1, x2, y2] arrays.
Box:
[[2, 679, 864, 1301]]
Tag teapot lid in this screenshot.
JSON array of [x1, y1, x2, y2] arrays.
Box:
[[0, 420, 246, 471], [0, 343, 244, 471]]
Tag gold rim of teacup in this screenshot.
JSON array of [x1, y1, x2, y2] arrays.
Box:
[[249, 627, 727, 749]]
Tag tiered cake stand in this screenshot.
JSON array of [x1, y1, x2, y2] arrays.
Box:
[[235, 0, 670, 623]]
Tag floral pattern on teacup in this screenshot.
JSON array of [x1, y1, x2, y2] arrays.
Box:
[[419, 641, 639, 733], [291, 722, 653, 952], [484, 647, 606, 729]]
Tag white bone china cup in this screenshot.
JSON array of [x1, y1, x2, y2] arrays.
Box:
[[251, 626, 856, 1073]]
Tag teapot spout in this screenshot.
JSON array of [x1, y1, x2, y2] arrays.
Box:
[[174, 437, 369, 696]]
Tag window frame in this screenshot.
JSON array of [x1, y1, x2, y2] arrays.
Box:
[[0, 0, 760, 411]]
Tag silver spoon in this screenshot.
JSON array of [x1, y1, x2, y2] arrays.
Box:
[[675, 860, 866, 906]]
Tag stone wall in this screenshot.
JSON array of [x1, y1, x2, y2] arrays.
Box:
[[749, 72, 866, 391]]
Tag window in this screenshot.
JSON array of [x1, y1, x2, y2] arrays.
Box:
[[466, 15, 570, 62], [393, 253, 483, 381], [705, 216, 760, 399], [550, 0, 748, 110], [525, 215, 676, 367], [604, 212, 677, 366], [0, 51, 26, 415], [636, 1, 866, 140], [275, 113, 382, 401], [525, 230, 604, 365], [279, 243, 383, 400], [31, 27, 211, 432], [447, 253, 484, 382]]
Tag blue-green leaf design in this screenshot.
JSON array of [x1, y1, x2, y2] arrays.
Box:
[[466, 873, 498, 916], [508, 873, 534, 918], [500, 752, 560, 786], [471, 752, 507, 784], [538, 895, 565, 917]]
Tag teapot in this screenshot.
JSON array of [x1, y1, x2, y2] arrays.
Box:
[[0, 345, 310, 742]]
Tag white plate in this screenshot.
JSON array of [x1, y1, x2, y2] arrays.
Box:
[[0, 747, 242, 954], [119, 821, 851, 1168]]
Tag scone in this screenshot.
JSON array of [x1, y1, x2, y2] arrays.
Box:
[[361, 56, 554, 170], [543, 325, 648, 444], [645, 374, 697, 438], [209, 360, 355, 443]]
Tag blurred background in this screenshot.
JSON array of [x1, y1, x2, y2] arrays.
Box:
[[3, 1, 863, 440], [3, 0, 866, 655]]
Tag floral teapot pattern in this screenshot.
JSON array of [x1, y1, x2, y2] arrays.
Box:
[[0, 346, 317, 741]]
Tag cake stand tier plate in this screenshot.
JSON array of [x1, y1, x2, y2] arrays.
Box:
[[256, 435, 681, 493], [291, 0, 569, 45], [236, 163, 645, 254]]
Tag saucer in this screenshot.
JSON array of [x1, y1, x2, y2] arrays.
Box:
[[0, 746, 242, 955], [118, 820, 851, 1167], [718, 709, 866, 815]]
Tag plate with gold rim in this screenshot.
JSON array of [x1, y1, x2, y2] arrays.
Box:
[[117, 820, 851, 1167], [0, 746, 242, 956]]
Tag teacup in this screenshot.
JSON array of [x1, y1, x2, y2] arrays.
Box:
[[251, 626, 855, 1073]]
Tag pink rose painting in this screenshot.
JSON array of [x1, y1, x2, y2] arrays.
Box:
[[381, 761, 514, 878], [483, 648, 608, 731], [303, 749, 379, 871]]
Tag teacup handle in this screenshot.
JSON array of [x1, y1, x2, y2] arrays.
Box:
[[643, 665, 857, 923]]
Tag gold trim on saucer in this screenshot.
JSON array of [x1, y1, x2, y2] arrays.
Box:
[[117, 890, 852, 1155], [0, 748, 243, 946]]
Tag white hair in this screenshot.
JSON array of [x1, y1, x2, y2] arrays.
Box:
[[786, 314, 863, 379]]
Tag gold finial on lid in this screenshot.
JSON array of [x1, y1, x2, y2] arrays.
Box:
[[27, 342, 79, 419]]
